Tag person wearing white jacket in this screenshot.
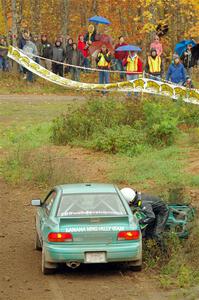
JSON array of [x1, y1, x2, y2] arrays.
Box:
[[23, 36, 38, 82]]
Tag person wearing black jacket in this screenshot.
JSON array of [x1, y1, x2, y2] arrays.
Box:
[[96, 45, 112, 85], [69, 43, 84, 81], [52, 40, 65, 77], [65, 38, 73, 73], [120, 188, 169, 244], [40, 34, 52, 70]]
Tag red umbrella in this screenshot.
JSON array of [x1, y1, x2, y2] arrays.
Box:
[[89, 41, 114, 56]]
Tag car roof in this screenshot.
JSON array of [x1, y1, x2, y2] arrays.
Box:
[[56, 183, 118, 194]]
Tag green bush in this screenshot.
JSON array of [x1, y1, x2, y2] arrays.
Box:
[[178, 103, 199, 127], [51, 99, 144, 146], [143, 102, 179, 146], [89, 125, 146, 155], [51, 97, 198, 154]]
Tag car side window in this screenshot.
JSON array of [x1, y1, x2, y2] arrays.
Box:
[[43, 191, 56, 215]]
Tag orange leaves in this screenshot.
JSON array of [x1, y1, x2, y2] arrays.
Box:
[[1, 0, 198, 48]]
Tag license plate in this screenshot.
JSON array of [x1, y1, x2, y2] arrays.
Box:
[[85, 252, 106, 263]]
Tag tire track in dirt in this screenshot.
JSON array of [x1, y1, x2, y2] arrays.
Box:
[[0, 178, 179, 300]]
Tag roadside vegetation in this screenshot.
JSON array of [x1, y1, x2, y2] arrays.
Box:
[[0, 94, 199, 291]]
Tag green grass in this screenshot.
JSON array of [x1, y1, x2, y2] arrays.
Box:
[[0, 93, 199, 294], [0, 95, 84, 149], [108, 145, 199, 193], [0, 73, 71, 94]]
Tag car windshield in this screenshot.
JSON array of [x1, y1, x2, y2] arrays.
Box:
[[57, 193, 127, 217]]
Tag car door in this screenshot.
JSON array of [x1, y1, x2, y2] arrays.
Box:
[[36, 190, 57, 242]]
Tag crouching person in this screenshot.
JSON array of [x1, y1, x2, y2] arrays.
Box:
[[120, 187, 169, 250]]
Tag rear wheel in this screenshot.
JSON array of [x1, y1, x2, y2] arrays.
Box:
[[42, 249, 57, 275], [127, 259, 142, 272]]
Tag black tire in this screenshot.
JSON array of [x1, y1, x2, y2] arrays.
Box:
[[129, 265, 142, 272], [42, 249, 55, 275], [35, 231, 42, 251], [127, 259, 142, 272]]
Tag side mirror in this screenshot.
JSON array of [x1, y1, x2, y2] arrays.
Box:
[[31, 199, 42, 206]]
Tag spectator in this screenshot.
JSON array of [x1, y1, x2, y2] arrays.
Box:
[[0, 37, 8, 72], [52, 39, 65, 77], [150, 35, 163, 57], [18, 30, 30, 76], [123, 51, 143, 96], [84, 24, 96, 45], [96, 44, 112, 85], [78, 34, 90, 72], [123, 51, 142, 81], [166, 54, 186, 85], [65, 37, 73, 73], [23, 35, 38, 82], [32, 34, 42, 64], [18, 30, 30, 50], [70, 43, 84, 81], [145, 48, 163, 80], [114, 36, 127, 80], [181, 44, 194, 75], [40, 34, 53, 70], [183, 75, 194, 89]]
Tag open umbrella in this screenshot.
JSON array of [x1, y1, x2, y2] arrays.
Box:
[[89, 41, 114, 56], [88, 15, 111, 25], [175, 40, 196, 57], [116, 45, 141, 52]]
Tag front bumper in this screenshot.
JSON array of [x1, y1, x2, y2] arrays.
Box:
[[44, 241, 142, 264]]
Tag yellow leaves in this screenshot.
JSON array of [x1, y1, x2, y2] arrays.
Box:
[[142, 23, 156, 33], [142, 11, 153, 19]]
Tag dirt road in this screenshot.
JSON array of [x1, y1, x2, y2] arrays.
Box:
[[0, 178, 190, 300], [0, 94, 198, 300]]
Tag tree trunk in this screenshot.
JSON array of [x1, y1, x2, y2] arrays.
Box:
[[11, 0, 18, 71], [92, 0, 98, 15], [1, 0, 9, 44], [11, 0, 18, 47], [30, 0, 41, 34], [61, 0, 69, 48]]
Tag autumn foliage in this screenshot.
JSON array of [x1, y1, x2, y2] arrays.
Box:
[[0, 0, 198, 58]]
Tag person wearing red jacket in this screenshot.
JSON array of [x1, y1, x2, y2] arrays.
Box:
[[78, 34, 90, 72], [114, 36, 127, 80], [123, 51, 143, 96]]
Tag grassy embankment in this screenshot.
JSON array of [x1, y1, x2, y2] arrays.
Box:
[[0, 91, 199, 292]]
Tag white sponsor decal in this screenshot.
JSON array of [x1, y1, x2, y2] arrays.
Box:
[[66, 226, 125, 232], [61, 210, 124, 216]]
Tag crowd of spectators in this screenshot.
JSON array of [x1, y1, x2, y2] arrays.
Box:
[[0, 27, 196, 89]]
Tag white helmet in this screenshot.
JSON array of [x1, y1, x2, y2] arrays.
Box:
[[120, 188, 136, 204]]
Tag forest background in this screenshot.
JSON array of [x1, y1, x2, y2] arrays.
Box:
[[0, 0, 199, 62]]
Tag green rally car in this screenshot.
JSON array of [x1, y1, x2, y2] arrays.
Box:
[[31, 183, 142, 274]]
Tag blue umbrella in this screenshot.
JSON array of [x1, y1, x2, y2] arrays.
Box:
[[88, 15, 111, 25], [115, 45, 142, 52], [175, 40, 196, 57]]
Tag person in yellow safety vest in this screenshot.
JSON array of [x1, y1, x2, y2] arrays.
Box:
[[123, 51, 143, 97], [96, 44, 112, 85], [145, 48, 163, 81]]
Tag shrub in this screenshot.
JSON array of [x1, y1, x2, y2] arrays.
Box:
[[51, 98, 145, 146], [89, 125, 146, 155], [51, 97, 198, 152], [143, 101, 179, 146], [178, 103, 199, 127]]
